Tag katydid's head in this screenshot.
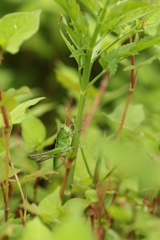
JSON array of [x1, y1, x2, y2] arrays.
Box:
[[60, 124, 71, 135]]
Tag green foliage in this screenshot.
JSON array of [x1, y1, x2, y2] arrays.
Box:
[[21, 115, 46, 150], [106, 103, 145, 131], [0, 10, 41, 54], [52, 214, 94, 240], [21, 217, 53, 240], [1, 0, 160, 239]]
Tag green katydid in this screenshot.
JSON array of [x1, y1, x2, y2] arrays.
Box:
[[28, 123, 74, 169]]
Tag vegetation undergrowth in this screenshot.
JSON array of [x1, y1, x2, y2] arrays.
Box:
[[1, 0, 160, 239]]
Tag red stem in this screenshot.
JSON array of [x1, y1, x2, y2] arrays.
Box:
[[83, 72, 109, 130], [117, 49, 136, 139], [0, 88, 10, 223]]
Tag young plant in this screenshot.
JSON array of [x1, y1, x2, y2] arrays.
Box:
[[1, 1, 160, 239], [53, 0, 160, 204]]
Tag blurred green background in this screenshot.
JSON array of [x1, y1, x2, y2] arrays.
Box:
[[1, 0, 160, 135]]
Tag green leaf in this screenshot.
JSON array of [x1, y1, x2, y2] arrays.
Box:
[[79, 0, 100, 17], [108, 34, 160, 62], [61, 198, 89, 218], [124, 55, 158, 71], [102, 140, 160, 189], [52, 214, 94, 240], [61, 16, 86, 50], [55, 0, 88, 36], [10, 97, 45, 125], [21, 170, 57, 183], [20, 200, 41, 216], [39, 187, 61, 222], [21, 217, 53, 240], [132, 34, 160, 52], [101, 2, 160, 35], [0, 158, 20, 182], [55, 62, 97, 98], [21, 115, 46, 150], [60, 30, 76, 55], [144, 131, 160, 145], [154, 45, 160, 61], [0, 87, 31, 107], [105, 104, 145, 131], [108, 204, 133, 223], [144, 9, 160, 36], [84, 189, 98, 203], [99, 51, 118, 77], [0, 10, 41, 54]]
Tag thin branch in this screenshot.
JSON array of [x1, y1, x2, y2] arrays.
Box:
[[0, 88, 10, 222], [83, 72, 109, 130]]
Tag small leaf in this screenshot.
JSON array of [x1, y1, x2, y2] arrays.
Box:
[[144, 9, 160, 36], [132, 34, 160, 52], [21, 115, 46, 150], [0, 10, 41, 54], [79, 0, 100, 17], [61, 198, 89, 218], [20, 200, 41, 215], [21, 170, 57, 183], [84, 189, 98, 203], [39, 187, 61, 222], [124, 55, 158, 71], [70, 49, 85, 58], [10, 97, 45, 124], [124, 65, 135, 71], [99, 51, 118, 77]]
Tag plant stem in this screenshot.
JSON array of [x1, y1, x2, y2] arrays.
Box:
[[61, 2, 109, 203], [83, 72, 109, 129], [117, 54, 139, 139], [0, 89, 10, 222], [117, 90, 133, 139]]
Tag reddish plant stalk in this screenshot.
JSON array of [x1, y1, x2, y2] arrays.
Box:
[[0, 89, 10, 223], [83, 72, 109, 130], [59, 157, 74, 201], [117, 53, 136, 139]]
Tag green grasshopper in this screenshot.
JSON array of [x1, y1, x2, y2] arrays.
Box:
[[28, 124, 73, 169]]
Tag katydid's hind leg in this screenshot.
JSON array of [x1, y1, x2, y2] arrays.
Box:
[[61, 146, 77, 153], [53, 157, 63, 170], [47, 173, 55, 182]]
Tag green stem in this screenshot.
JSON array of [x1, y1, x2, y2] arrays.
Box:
[[87, 69, 107, 89], [61, 1, 109, 203]]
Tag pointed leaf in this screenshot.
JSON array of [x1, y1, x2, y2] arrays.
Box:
[[39, 187, 61, 222], [20, 200, 41, 215], [0, 10, 41, 54], [99, 51, 118, 77], [21, 170, 57, 183], [144, 9, 160, 36], [61, 198, 89, 218], [124, 55, 158, 71], [10, 97, 45, 124]]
